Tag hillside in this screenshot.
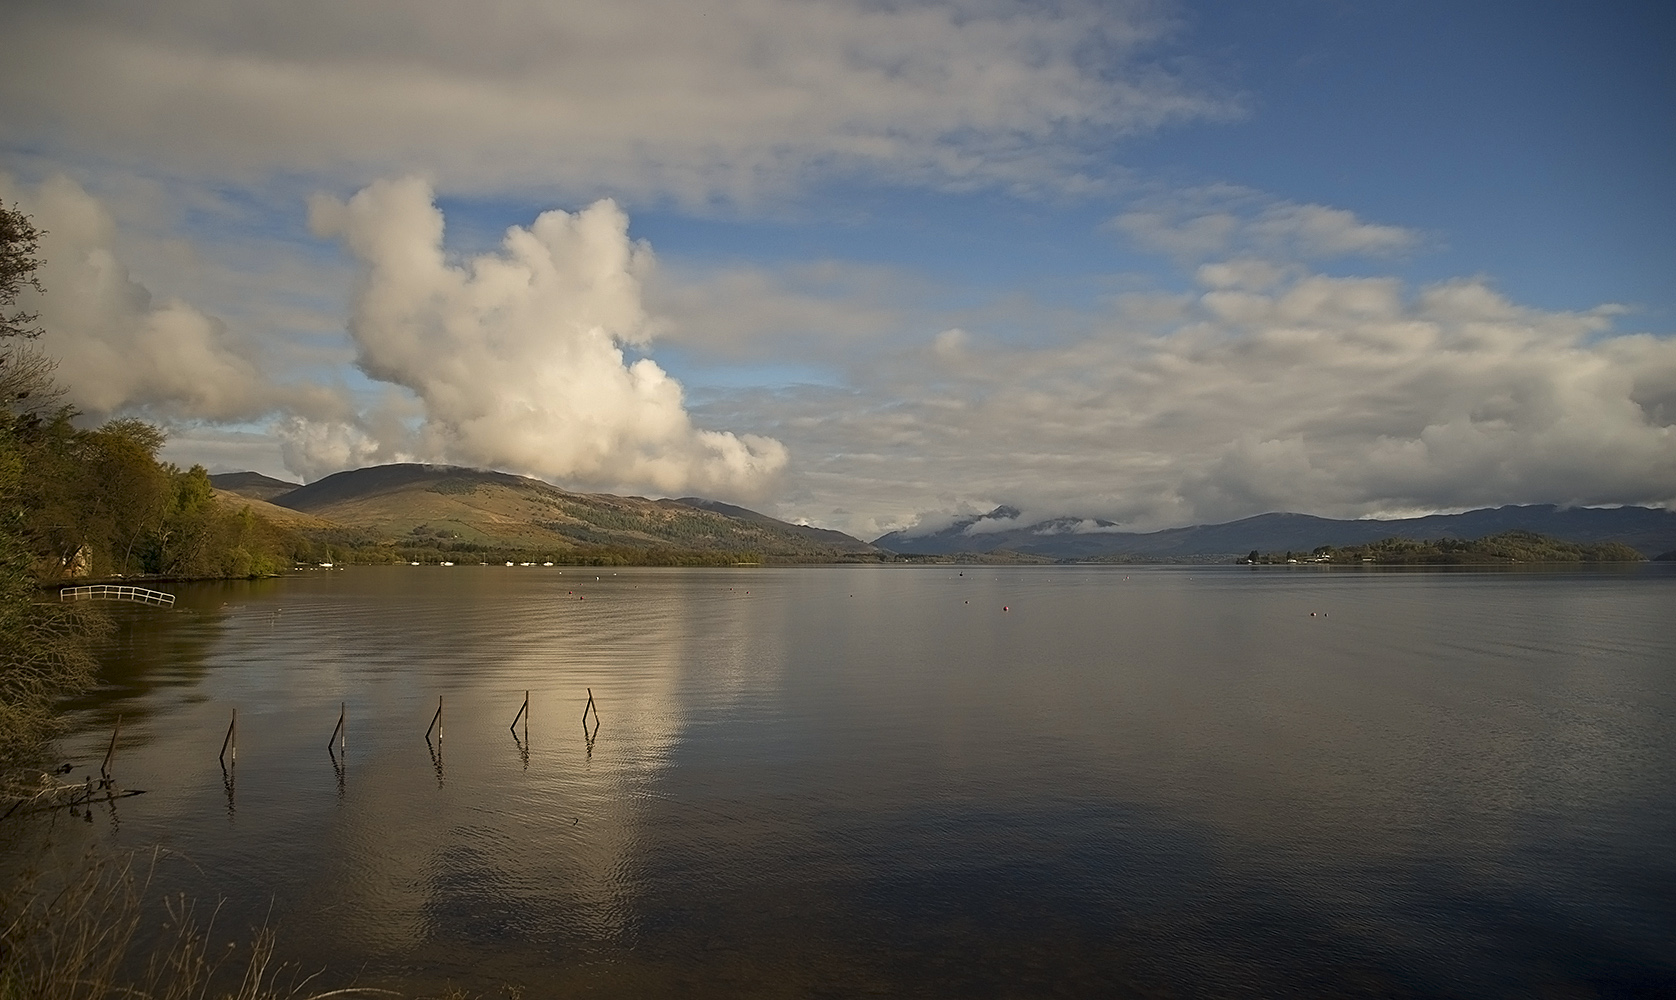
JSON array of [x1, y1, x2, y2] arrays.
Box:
[[210, 488, 337, 531], [270, 464, 880, 560], [667, 497, 875, 552], [876, 504, 1676, 560], [208, 471, 302, 502]]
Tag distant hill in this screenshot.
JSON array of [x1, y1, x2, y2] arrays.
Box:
[[209, 471, 302, 502], [210, 489, 337, 531], [666, 497, 876, 553], [875, 504, 1676, 560], [269, 463, 880, 559]]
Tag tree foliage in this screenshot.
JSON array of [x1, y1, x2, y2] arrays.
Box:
[[1245, 530, 1647, 565], [4, 412, 299, 580], [1, 202, 44, 339], [0, 203, 101, 771], [0, 414, 107, 770], [0, 205, 298, 771]]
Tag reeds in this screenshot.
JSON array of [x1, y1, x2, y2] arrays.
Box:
[[0, 850, 426, 1000]]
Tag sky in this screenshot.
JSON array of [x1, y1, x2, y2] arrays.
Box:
[[2, 0, 1672, 540]]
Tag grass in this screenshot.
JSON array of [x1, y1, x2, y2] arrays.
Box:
[[0, 850, 512, 1000]]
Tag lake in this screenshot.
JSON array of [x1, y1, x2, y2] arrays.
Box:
[[14, 564, 1676, 997]]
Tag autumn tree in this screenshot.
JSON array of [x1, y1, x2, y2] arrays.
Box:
[[0, 204, 102, 772]]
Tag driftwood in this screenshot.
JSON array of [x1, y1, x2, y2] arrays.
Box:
[[0, 769, 146, 821]]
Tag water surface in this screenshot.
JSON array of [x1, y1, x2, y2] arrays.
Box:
[[18, 564, 1676, 997]]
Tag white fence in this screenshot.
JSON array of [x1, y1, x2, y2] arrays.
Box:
[[59, 584, 176, 607]]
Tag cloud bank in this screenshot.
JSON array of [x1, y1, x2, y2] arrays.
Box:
[[708, 265, 1676, 538], [301, 178, 786, 495], [1, 173, 348, 425], [2, 0, 1229, 202]]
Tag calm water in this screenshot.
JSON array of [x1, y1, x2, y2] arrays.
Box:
[[11, 565, 1676, 997]]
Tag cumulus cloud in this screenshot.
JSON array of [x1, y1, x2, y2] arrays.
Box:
[[300, 177, 786, 496], [0, 173, 348, 424], [3, 173, 781, 499], [1113, 184, 1421, 263], [1, 0, 1232, 203], [706, 268, 1675, 537]]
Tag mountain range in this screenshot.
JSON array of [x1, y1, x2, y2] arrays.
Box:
[[873, 504, 1676, 560], [212, 465, 1675, 562], [211, 464, 881, 560]]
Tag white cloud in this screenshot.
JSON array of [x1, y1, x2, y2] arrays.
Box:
[[158, 425, 294, 480], [4, 173, 785, 499], [1113, 184, 1421, 263], [0, 173, 350, 425], [1, 0, 1231, 203], [697, 269, 1674, 537], [302, 177, 787, 497]]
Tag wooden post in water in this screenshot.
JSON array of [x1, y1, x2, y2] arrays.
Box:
[[328, 702, 346, 753], [510, 690, 529, 735], [100, 715, 121, 789], [583, 689, 598, 759], [219, 708, 237, 765], [426, 696, 443, 743]]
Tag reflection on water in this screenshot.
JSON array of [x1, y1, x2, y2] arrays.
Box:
[[12, 564, 1676, 997]]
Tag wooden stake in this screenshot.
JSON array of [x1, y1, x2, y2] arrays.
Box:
[[100, 715, 121, 789], [328, 702, 346, 753], [219, 708, 237, 765], [426, 695, 443, 743], [510, 690, 528, 734]]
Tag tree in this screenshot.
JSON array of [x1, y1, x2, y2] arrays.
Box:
[[1, 203, 44, 340], [1, 205, 61, 416], [0, 345, 63, 416], [0, 202, 103, 773], [0, 468, 104, 769]]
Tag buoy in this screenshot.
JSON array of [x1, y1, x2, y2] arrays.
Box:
[[1003, 606, 1009, 611]]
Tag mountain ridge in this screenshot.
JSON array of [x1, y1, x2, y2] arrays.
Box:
[[211, 466, 1675, 562], [874, 504, 1676, 560], [217, 464, 880, 559], [207, 471, 302, 502]]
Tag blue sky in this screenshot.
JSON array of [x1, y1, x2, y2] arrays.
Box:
[[3, 0, 1672, 537], [1145, 1, 1675, 315], [455, 0, 1676, 316]]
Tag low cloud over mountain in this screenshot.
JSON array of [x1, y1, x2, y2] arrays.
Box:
[[299, 178, 787, 499]]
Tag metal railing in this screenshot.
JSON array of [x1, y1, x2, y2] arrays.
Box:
[[59, 584, 176, 607]]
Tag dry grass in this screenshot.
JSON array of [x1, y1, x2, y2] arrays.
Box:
[[0, 850, 429, 1000]]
